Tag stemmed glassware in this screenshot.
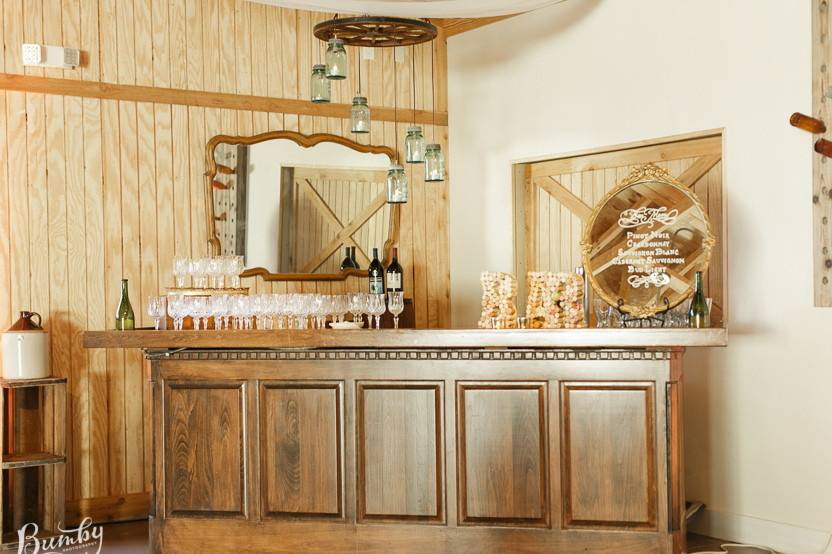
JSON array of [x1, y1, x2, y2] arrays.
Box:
[[147, 296, 167, 330], [168, 295, 186, 331], [387, 292, 404, 329], [367, 294, 386, 329], [348, 293, 365, 326], [173, 256, 190, 288]]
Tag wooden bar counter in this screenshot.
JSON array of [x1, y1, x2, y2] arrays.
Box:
[[83, 328, 726, 554]]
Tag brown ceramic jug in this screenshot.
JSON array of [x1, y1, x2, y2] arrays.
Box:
[[2, 310, 49, 379], [8, 311, 43, 331]]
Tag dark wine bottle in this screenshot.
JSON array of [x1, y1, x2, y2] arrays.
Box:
[[340, 247, 355, 270], [368, 248, 385, 294], [791, 112, 826, 134], [115, 278, 135, 330], [688, 271, 710, 328], [350, 246, 360, 270], [386, 247, 403, 292]]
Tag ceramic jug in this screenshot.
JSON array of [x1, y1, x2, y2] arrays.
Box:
[[2, 311, 50, 380]]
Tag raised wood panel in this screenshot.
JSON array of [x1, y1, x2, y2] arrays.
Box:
[[164, 382, 246, 517], [560, 382, 657, 530], [457, 382, 548, 526], [260, 382, 342, 518], [0, 0, 450, 508], [357, 382, 443, 523]]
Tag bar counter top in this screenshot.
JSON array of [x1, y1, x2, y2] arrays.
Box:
[[82, 327, 727, 349]]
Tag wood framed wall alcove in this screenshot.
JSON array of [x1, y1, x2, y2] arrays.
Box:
[[512, 130, 727, 327], [0, 0, 450, 523]]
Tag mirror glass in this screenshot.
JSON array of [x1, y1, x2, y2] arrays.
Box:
[[583, 167, 714, 317], [211, 137, 393, 275]]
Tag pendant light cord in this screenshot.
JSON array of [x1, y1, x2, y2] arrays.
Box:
[[394, 53, 399, 163], [357, 49, 362, 96], [412, 45, 417, 127], [430, 40, 436, 133]]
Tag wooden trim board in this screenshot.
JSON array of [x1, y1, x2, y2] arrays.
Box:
[[83, 328, 728, 350], [0, 73, 449, 126]]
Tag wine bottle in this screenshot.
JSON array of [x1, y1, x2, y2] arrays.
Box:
[[386, 247, 403, 292], [115, 279, 135, 330], [340, 247, 355, 270], [791, 112, 826, 134], [350, 246, 360, 270], [688, 271, 710, 328], [815, 138, 832, 158], [368, 248, 385, 294]]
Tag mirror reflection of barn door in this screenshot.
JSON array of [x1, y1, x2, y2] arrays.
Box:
[[279, 166, 391, 274], [514, 131, 726, 326]]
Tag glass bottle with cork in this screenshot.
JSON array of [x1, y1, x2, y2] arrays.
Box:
[[688, 271, 710, 328], [115, 279, 135, 330]]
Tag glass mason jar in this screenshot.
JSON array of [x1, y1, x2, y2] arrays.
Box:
[[424, 144, 445, 182], [351, 96, 370, 133], [386, 164, 408, 204], [310, 64, 331, 103], [325, 38, 347, 80], [405, 126, 425, 163]]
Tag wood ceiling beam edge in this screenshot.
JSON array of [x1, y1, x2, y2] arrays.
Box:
[[0, 73, 449, 126], [433, 15, 518, 37]]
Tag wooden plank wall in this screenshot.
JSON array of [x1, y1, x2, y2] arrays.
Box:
[[0, 0, 450, 513]]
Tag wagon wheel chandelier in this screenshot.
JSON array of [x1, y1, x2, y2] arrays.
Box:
[[313, 16, 438, 47], [309, 14, 445, 196]]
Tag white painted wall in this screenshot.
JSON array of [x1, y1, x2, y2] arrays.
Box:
[[448, 0, 832, 549], [246, 140, 389, 269]]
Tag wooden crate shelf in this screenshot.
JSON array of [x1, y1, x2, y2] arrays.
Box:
[[2, 452, 65, 470]]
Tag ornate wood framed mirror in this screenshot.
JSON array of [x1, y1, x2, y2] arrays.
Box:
[[581, 163, 716, 317], [205, 131, 399, 281]]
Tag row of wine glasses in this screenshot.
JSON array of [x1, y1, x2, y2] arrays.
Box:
[[593, 297, 712, 328], [148, 292, 406, 331], [173, 256, 244, 289]]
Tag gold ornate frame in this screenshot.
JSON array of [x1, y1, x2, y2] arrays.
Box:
[[580, 163, 717, 318], [205, 130, 399, 281]]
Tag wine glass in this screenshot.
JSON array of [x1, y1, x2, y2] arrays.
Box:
[[173, 256, 190, 288], [387, 292, 404, 329], [367, 294, 386, 329], [168, 294, 186, 330], [334, 295, 348, 323], [227, 256, 243, 289], [191, 297, 209, 330], [191, 258, 209, 289], [348, 292, 364, 326], [147, 296, 167, 330], [207, 257, 224, 289]]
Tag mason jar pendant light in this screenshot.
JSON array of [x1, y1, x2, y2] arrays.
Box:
[[310, 64, 330, 103], [387, 164, 408, 203], [387, 66, 408, 204], [405, 126, 425, 163], [351, 55, 370, 133], [424, 144, 445, 182], [424, 43, 445, 181], [325, 38, 347, 80], [351, 96, 370, 133]]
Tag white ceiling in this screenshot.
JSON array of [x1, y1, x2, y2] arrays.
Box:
[[248, 0, 566, 18]]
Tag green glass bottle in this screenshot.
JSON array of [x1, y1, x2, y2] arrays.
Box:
[[115, 278, 135, 330], [688, 271, 710, 328]]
